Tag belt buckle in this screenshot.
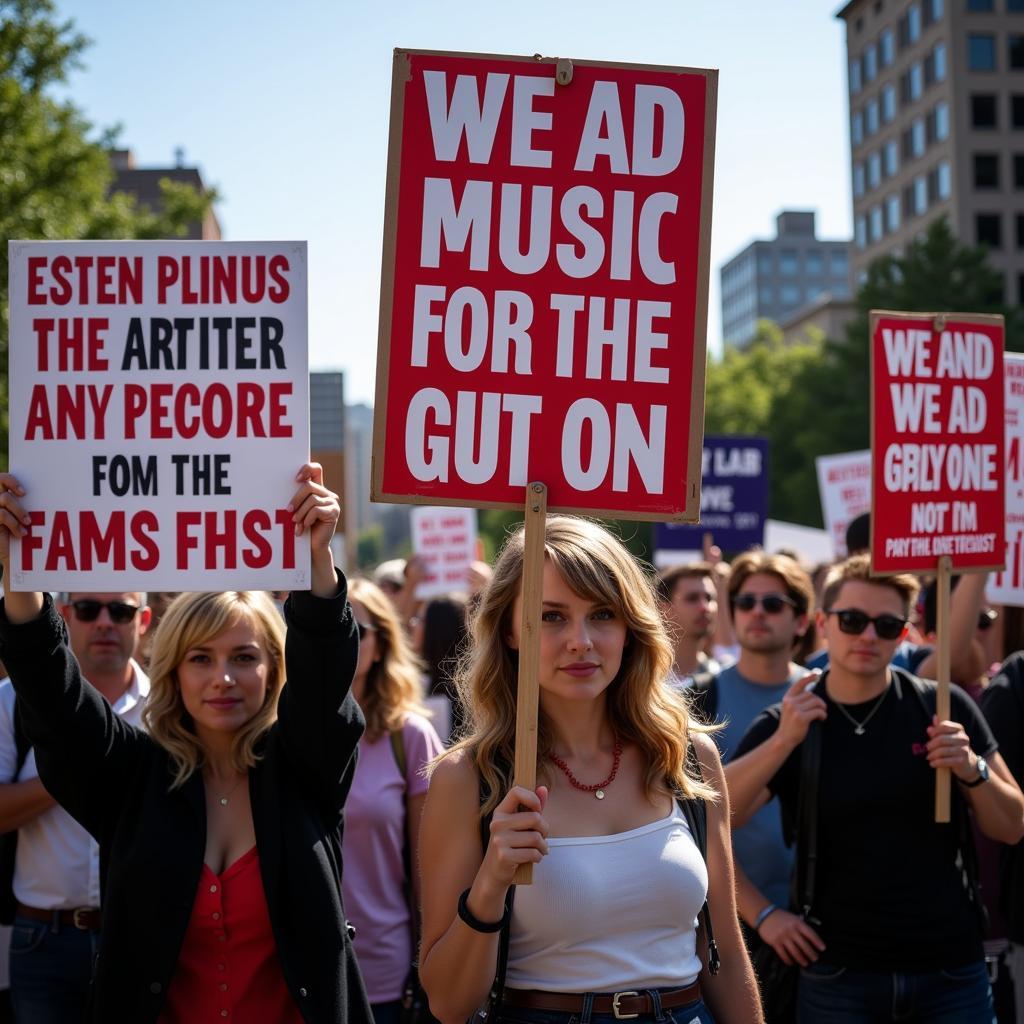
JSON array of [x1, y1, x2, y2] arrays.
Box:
[[72, 907, 93, 930], [612, 991, 640, 1020]]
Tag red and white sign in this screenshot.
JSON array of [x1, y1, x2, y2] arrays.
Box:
[[7, 240, 310, 591], [411, 505, 477, 598], [989, 353, 1024, 604], [816, 449, 871, 558], [372, 49, 717, 520], [870, 311, 1005, 574]]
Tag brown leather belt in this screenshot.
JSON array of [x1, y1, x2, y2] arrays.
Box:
[[16, 903, 100, 931], [502, 983, 701, 1019]]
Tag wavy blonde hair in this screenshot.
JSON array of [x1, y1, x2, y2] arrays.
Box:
[[348, 578, 427, 740], [442, 515, 716, 816], [142, 591, 286, 789]]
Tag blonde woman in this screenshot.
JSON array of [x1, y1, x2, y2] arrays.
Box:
[[343, 578, 443, 1024], [0, 466, 372, 1024], [419, 516, 762, 1024]]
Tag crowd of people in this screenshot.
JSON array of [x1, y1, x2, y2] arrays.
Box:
[[0, 480, 1022, 1023]]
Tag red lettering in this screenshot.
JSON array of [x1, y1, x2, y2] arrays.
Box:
[[33, 319, 53, 371], [19, 512, 45, 569], [124, 384, 147, 439], [27, 258, 47, 305], [130, 511, 160, 571], [242, 510, 273, 568], [276, 508, 296, 568], [237, 383, 266, 437], [176, 511, 202, 569], [268, 382, 292, 437], [78, 510, 126, 571], [202, 384, 232, 440], [50, 256, 73, 305], [268, 255, 290, 303], [205, 509, 237, 569], [44, 511, 77, 572], [157, 257, 179, 303]]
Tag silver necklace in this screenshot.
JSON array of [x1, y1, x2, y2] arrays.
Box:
[[833, 686, 890, 735], [208, 775, 246, 807]]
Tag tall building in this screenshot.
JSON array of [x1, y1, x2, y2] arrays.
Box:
[[720, 211, 852, 347], [839, 0, 1024, 302]]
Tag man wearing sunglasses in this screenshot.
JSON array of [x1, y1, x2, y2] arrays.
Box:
[[0, 591, 150, 1022], [727, 554, 1024, 1023]]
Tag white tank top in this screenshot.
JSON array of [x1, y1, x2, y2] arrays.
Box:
[[505, 803, 707, 992]]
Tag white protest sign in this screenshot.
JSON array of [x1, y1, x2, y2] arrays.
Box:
[[989, 353, 1024, 605], [816, 450, 872, 558], [410, 506, 477, 599], [8, 240, 310, 591]]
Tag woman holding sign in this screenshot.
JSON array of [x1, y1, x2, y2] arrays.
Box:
[[418, 516, 762, 1023], [0, 467, 373, 1024]]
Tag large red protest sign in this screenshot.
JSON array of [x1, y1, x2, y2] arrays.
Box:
[[7, 240, 310, 591], [870, 311, 1005, 575], [373, 49, 717, 520]]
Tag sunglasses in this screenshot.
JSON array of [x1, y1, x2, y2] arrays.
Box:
[[978, 609, 998, 632], [732, 593, 798, 615], [69, 600, 140, 624], [355, 621, 377, 640], [827, 608, 907, 640]]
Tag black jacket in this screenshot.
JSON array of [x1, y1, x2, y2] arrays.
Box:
[[0, 582, 373, 1024]]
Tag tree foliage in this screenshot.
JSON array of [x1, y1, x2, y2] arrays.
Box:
[[0, 0, 215, 463]]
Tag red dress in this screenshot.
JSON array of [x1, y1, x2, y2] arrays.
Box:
[[158, 847, 304, 1023]]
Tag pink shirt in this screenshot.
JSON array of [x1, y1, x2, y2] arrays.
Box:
[[342, 713, 443, 1002]]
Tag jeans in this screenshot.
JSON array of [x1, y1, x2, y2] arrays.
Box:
[[797, 960, 995, 1023], [493, 992, 715, 1024], [9, 913, 97, 1024]]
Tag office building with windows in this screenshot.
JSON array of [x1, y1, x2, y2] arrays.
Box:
[[839, 0, 1024, 302], [720, 211, 852, 347]]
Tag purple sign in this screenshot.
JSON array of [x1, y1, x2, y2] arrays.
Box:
[[655, 435, 769, 555]]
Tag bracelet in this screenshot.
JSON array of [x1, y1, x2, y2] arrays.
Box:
[[753, 903, 778, 932], [457, 888, 509, 933]]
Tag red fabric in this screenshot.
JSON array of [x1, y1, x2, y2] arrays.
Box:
[[159, 847, 303, 1024]]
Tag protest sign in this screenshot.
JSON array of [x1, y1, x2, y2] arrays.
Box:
[[870, 311, 1005, 575], [988, 353, 1024, 606], [816, 449, 871, 558], [8, 240, 310, 591], [373, 48, 717, 521], [410, 505, 478, 598], [654, 436, 768, 561]]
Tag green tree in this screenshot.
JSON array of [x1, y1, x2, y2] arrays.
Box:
[[0, 0, 215, 463]]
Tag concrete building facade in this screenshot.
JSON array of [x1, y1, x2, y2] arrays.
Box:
[[839, 0, 1024, 302], [720, 211, 852, 347]]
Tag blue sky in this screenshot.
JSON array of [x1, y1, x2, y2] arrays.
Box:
[[54, 0, 853, 405]]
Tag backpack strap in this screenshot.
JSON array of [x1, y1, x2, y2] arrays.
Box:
[[676, 741, 721, 976], [792, 719, 822, 926]]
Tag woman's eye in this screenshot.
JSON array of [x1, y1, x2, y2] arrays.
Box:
[[541, 611, 564, 623], [592, 608, 615, 621], [187, 653, 209, 664], [234, 653, 257, 664]]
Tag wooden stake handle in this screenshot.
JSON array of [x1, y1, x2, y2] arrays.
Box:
[[513, 483, 547, 886], [935, 555, 952, 823]]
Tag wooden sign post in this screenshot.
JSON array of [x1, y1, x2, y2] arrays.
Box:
[[373, 49, 717, 880], [870, 310, 1005, 823]]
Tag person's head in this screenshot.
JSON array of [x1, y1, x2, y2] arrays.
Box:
[[447, 515, 712, 813], [845, 513, 871, 556], [414, 592, 469, 694], [142, 591, 286, 788], [655, 563, 717, 646], [372, 558, 406, 599], [727, 552, 814, 657], [819, 554, 917, 679], [348, 578, 425, 740], [59, 592, 151, 685]]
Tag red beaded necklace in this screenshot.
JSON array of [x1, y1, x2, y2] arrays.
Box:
[[548, 742, 623, 800]]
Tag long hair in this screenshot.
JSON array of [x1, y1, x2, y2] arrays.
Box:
[[348, 578, 427, 740], [442, 516, 716, 816], [142, 591, 286, 789], [420, 593, 469, 695]]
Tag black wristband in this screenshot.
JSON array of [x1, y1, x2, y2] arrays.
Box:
[[457, 888, 509, 933]]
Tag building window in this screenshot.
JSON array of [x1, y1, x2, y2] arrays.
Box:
[[852, 110, 864, 145], [911, 117, 927, 157], [806, 251, 824, 276], [973, 93, 998, 126], [866, 98, 880, 135], [831, 250, 849, 274], [967, 0, 994, 9], [969, 34, 997, 70], [882, 83, 897, 122], [757, 251, 773, 274], [869, 151, 883, 187], [886, 193, 902, 231], [976, 212, 1003, 247], [856, 215, 868, 249], [1015, 153, 1024, 185], [910, 63, 924, 100], [854, 161, 866, 196], [870, 205, 885, 241], [758, 285, 774, 304], [974, 152, 1000, 187], [930, 0, 945, 16], [934, 42, 947, 80], [779, 250, 799, 275], [865, 44, 878, 82], [850, 59, 863, 94], [938, 159, 952, 198], [909, 4, 922, 42], [780, 284, 801, 306], [880, 28, 895, 65], [1011, 35, 1024, 67], [884, 138, 900, 176], [914, 175, 929, 214], [934, 101, 950, 139]]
